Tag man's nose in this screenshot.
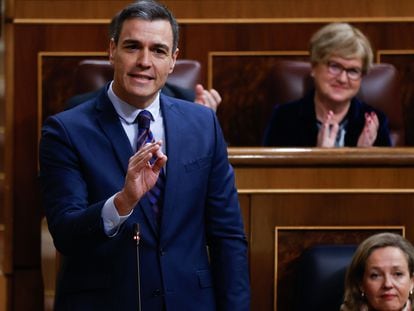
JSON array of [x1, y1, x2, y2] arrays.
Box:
[[136, 49, 151, 67]]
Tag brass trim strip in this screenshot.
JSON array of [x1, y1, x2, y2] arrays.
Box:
[[38, 51, 108, 57], [13, 18, 110, 24], [377, 49, 414, 55], [228, 147, 414, 166], [12, 17, 414, 25], [238, 189, 414, 194], [44, 290, 55, 296], [275, 225, 405, 231], [377, 50, 414, 62], [209, 50, 309, 56], [4, 19, 15, 274]]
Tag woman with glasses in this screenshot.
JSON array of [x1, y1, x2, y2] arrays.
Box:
[[263, 23, 391, 147]]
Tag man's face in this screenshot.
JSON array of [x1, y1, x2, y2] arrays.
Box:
[[110, 18, 178, 108]]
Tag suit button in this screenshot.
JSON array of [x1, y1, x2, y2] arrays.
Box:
[[159, 247, 165, 256], [152, 289, 161, 297]]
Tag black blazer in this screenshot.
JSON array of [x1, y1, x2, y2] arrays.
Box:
[[263, 90, 392, 147]]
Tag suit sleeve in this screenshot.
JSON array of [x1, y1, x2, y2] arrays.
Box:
[[39, 116, 109, 255]]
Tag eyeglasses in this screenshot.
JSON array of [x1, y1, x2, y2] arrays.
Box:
[[326, 61, 363, 81]]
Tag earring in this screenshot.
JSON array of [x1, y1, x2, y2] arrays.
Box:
[[410, 289, 413, 296], [361, 291, 365, 298]]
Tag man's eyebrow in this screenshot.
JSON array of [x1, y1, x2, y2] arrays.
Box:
[[152, 43, 170, 51], [121, 39, 140, 45], [120, 39, 170, 52]]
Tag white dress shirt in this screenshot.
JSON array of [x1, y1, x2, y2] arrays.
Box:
[[101, 82, 166, 236]]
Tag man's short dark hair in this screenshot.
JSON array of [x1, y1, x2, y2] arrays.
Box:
[[111, 0, 179, 53]]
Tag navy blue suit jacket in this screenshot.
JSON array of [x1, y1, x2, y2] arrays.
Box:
[[65, 83, 195, 110], [263, 90, 391, 147], [39, 87, 250, 310]]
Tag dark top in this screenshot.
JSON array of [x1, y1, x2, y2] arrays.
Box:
[[263, 90, 392, 147]]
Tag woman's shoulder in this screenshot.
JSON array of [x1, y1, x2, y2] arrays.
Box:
[[351, 97, 388, 120]]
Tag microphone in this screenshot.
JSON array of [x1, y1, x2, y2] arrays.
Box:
[[133, 223, 142, 311], [133, 223, 140, 245]]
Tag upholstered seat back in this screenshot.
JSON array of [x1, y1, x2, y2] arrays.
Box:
[[268, 60, 404, 146], [72, 58, 201, 95], [294, 245, 357, 311]]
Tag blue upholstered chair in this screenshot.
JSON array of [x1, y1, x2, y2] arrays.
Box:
[[294, 244, 357, 311]]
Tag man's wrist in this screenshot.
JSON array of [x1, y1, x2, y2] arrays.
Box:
[[114, 191, 137, 216]]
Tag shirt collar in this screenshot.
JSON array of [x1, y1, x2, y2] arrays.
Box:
[[107, 81, 161, 124]]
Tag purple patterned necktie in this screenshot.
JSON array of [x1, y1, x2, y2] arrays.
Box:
[[136, 110, 165, 224]]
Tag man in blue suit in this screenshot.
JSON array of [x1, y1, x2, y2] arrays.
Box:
[[39, 1, 250, 310]]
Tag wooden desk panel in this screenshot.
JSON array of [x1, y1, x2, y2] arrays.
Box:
[[230, 148, 414, 310]]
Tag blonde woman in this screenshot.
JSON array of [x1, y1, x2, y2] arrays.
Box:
[[341, 233, 414, 311], [263, 23, 391, 147]]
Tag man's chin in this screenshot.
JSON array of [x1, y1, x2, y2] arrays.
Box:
[[128, 86, 158, 98]]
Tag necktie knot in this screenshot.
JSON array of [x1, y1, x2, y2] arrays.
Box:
[[136, 110, 153, 130], [136, 110, 154, 150]]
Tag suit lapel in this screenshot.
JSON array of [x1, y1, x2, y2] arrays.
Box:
[[95, 91, 161, 236], [95, 91, 133, 174]]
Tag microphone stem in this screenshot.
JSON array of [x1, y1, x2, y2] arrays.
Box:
[[134, 224, 142, 311]]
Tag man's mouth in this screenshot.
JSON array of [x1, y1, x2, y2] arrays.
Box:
[[128, 73, 154, 81]]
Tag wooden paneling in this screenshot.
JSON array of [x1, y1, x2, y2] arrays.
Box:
[[6, 5, 414, 310], [0, 225, 4, 272], [28, 22, 414, 147], [229, 148, 414, 310], [378, 52, 414, 146], [10, 0, 414, 19], [213, 53, 309, 146], [40, 53, 108, 120], [249, 194, 414, 310], [0, 272, 10, 311]]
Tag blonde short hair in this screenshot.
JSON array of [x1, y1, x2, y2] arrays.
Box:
[[310, 23, 373, 74]]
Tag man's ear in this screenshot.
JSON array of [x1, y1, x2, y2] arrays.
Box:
[[169, 48, 179, 73], [109, 39, 116, 64]]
